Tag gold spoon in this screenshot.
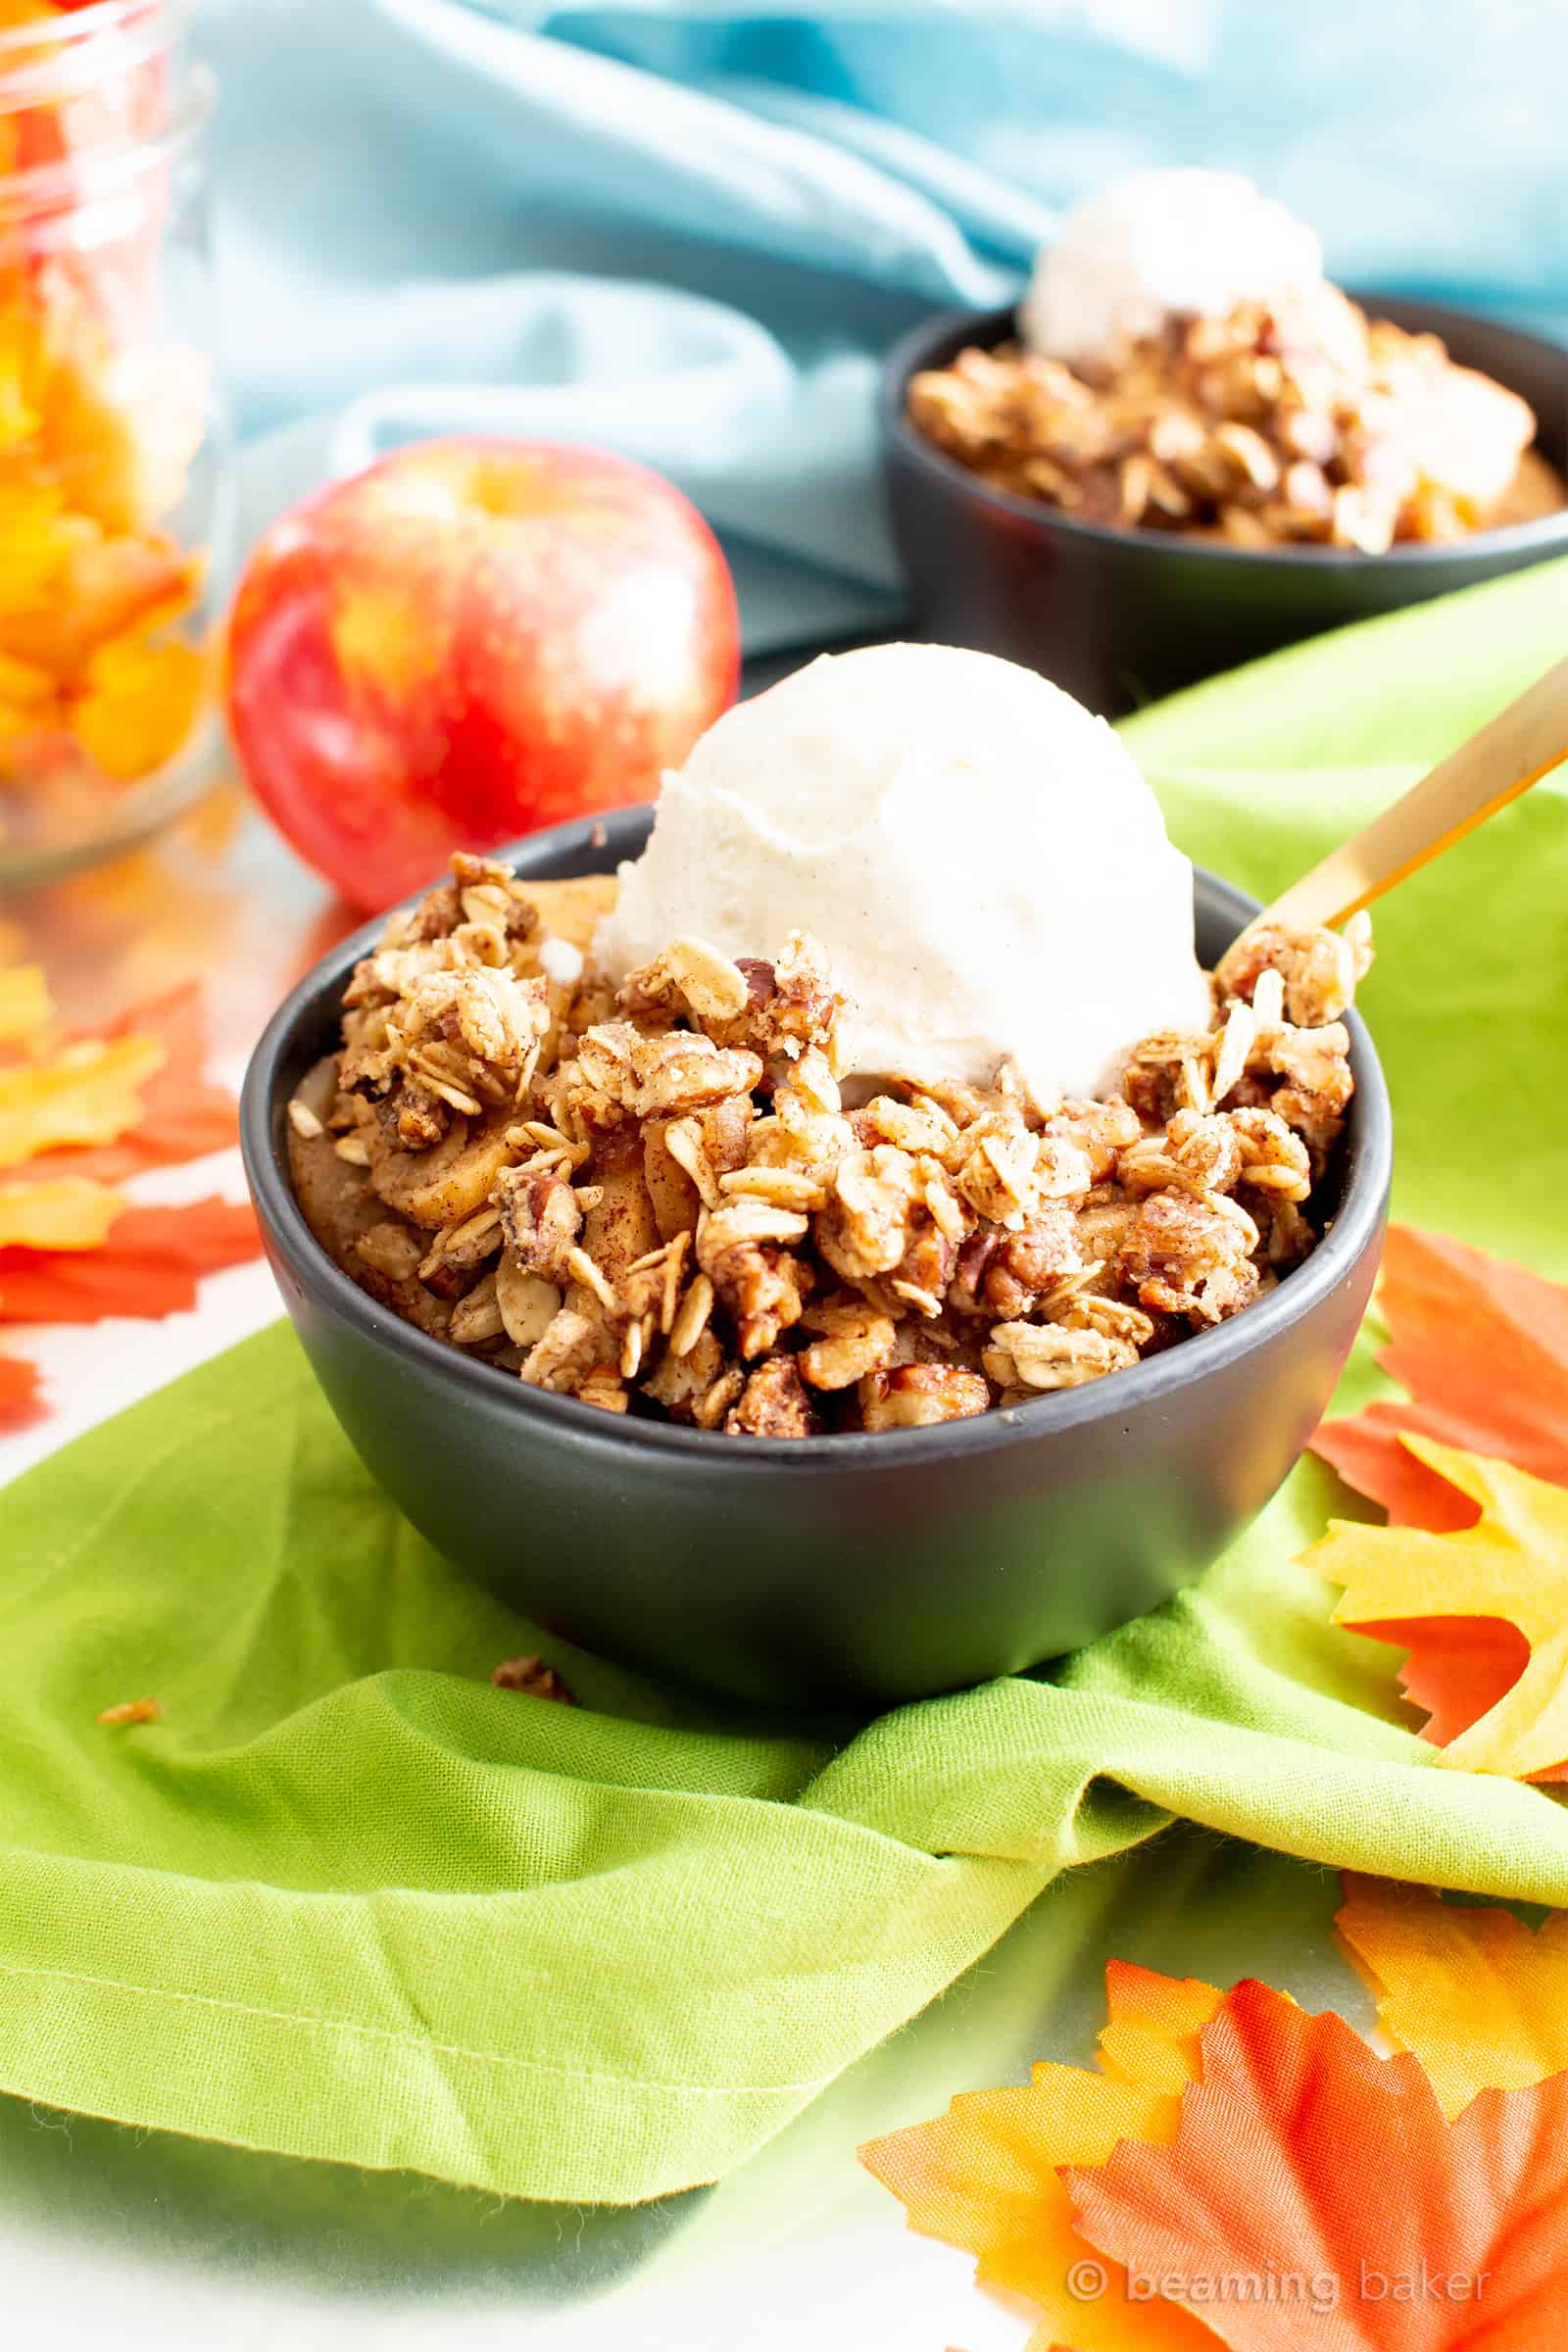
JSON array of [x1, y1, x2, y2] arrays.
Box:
[[1258, 650, 1568, 934]]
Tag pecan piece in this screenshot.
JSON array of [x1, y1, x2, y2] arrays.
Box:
[[982, 1320, 1140, 1392], [858, 1363, 991, 1430], [817, 1146, 919, 1283], [723, 1355, 821, 1439], [1119, 1188, 1261, 1325], [575, 1022, 763, 1118], [495, 1163, 583, 1280]]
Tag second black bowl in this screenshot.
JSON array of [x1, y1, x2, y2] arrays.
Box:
[[883, 294, 1568, 715]]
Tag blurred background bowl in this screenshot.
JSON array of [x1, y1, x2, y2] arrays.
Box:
[[882, 294, 1568, 715]]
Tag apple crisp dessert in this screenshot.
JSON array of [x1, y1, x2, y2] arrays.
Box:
[[287, 853, 1371, 1439], [907, 291, 1565, 551]]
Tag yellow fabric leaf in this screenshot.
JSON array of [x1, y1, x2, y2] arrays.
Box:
[[1338, 1875, 1568, 2121], [1305, 1437, 1568, 1781], [0, 1178, 124, 1250], [0, 1033, 164, 1166], [0, 961, 50, 1045], [860, 1965, 1223, 2352]]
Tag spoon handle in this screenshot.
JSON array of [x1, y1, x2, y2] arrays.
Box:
[[1259, 651, 1568, 934]]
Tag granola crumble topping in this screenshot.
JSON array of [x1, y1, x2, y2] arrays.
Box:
[[906, 297, 1562, 550], [287, 857, 1371, 1440]]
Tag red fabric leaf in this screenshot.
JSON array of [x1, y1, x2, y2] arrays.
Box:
[[1067, 1978, 1568, 2349], [0, 1199, 260, 1324], [0, 1350, 42, 1426]]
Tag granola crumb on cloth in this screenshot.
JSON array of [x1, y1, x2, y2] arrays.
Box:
[[287, 853, 1373, 1440], [97, 1697, 162, 1727], [491, 1655, 575, 1704]]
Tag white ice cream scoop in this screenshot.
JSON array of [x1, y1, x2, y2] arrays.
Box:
[[1020, 168, 1327, 372], [596, 643, 1212, 1103]]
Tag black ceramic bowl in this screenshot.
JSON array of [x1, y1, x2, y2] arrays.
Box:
[[242, 805, 1392, 1710], [883, 294, 1568, 715]]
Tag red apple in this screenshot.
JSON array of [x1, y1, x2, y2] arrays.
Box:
[[225, 436, 740, 910]]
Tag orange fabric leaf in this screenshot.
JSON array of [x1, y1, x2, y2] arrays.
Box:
[[0, 1196, 259, 1323], [10, 983, 236, 1180], [0, 1176, 123, 1249], [1305, 1440, 1568, 1780], [0, 1347, 40, 1425], [860, 1965, 1224, 2351], [0, 958, 50, 1043], [0, 1031, 164, 1167], [1066, 1978, 1568, 2349], [1338, 1877, 1568, 2122], [1313, 1227, 1568, 1532]]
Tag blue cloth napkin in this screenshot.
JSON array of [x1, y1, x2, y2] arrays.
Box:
[[198, 0, 1568, 653]]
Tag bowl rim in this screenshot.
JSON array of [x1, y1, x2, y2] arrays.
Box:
[[241, 805, 1394, 1472], [882, 291, 1568, 569]]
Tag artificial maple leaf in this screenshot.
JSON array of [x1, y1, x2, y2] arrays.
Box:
[[860, 1964, 1225, 2352], [0, 1348, 39, 1426], [1305, 1438, 1568, 1781], [0, 959, 49, 1044], [0, 1176, 122, 1249], [1313, 1227, 1568, 1532], [0, 1197, 259, 1323], [0, 1030, 164, 1167], [7, 983, 238, 1182], [1338, 1876, 1568, 2120], [1066, 1978, 1568, 2350]]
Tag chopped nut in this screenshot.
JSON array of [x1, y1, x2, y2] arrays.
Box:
[[858, 1364, 990, 1430], [983, 1320, 1140, 1392], [799, 1304, 897, 1391], [494, 1163, 583, 1281], [288, 1097, 325, 1141], [642, 1326, 727, 1419], [1120, 1188, 1261, 1325], [724, 1354, 820, 1438], [817, 1146, 920, 1281], [575, 1022, 762, 1119], [333, 1134, 370, 1168], [519, 1307, 607, 1395]]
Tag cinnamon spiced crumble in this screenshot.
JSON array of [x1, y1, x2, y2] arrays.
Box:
[[286, 855, 1372, 1440], [907, 294, 1565, 551]]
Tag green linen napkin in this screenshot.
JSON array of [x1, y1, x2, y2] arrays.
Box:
[[4, 557, 1568, 2206]]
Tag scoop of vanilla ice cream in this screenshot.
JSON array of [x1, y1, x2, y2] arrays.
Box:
[[596, 644, 1212, 1104], [1020, 169, 1325, 372]]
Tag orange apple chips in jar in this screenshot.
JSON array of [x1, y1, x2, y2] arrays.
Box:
[[0, 1, 227, 883]]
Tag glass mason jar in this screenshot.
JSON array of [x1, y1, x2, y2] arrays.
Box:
[[0, 0, 228, 886]]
